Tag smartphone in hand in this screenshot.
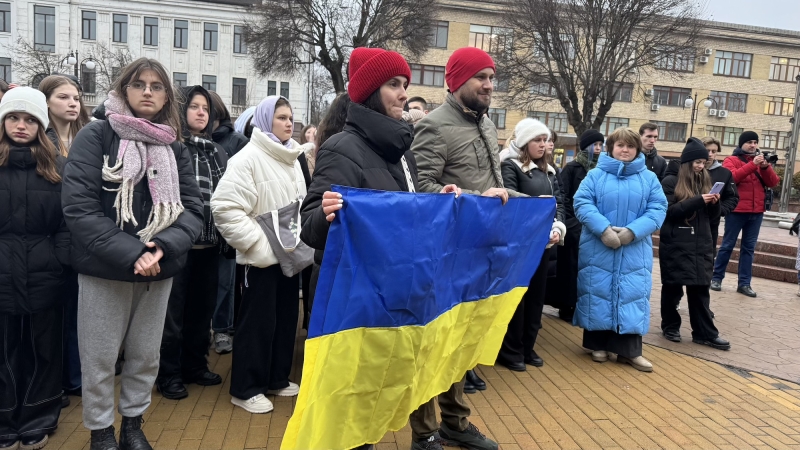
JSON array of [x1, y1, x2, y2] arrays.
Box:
[[709, 182, 725, 195]]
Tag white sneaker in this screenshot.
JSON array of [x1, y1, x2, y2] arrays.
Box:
[[267, 381, 300, 397], [796, 285, 800, 297], [618, 355, 653, 372], [591, 350, 608, 362], [231, 394, 273, 413]]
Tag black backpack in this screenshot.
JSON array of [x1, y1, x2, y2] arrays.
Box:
[[790, 212, 800, 236]]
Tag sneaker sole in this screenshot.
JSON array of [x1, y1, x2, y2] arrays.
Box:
[[19, 435, 48, 450], [0, 442, 19, 450], [591, 354, 608, 362], [617, 356, 653, 372], [231, 397, 273, 414], [267, 390, 299, 397]]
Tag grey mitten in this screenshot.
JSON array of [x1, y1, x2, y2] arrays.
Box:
[[601, 227, 622, 249], [612, 226, 635, 246]]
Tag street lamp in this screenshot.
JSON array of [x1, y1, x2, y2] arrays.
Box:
[[684, 93, 717, 137], [57, 50, 96, 83]]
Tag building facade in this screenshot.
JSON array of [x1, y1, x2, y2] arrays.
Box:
[[406, 0, 800, 166], [0, 0, 311, 123]]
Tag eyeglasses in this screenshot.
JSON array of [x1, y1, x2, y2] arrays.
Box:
[[126, 81, 166, 93]]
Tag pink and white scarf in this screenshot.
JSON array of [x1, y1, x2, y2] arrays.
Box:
[[102, 91, 183, 243]]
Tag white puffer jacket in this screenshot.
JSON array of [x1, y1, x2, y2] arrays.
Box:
[[211, 128, 310, 268]]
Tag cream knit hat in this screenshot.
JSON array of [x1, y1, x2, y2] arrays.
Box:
[[512, 118, 550, 149], [0, 87, 50, 129]]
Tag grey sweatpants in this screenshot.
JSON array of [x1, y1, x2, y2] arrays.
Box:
[[78, 274, 173, 430]]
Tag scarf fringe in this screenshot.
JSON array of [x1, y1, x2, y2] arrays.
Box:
[[137, 202, 185, 243]]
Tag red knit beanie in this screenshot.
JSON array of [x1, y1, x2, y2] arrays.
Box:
[[347, 48, 412, 104], [445, 47, 496, 92]]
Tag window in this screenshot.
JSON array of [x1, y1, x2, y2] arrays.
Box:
[[0, 3, 9, 33], [267, 80, 276, 96], [559, 34, 576, 60], [714, 51, 752, 78], [174, 20, 188, 49], [429, 21, 448, 48], [530, 82, 557, 97], [764, 96, 795, 116], [81, 63, 96, 94], [234, 25, 247, 54], [612, 82, 633, 102], [113, 14, 128, 43], [653, 46, 694, 72], [709, 91, 747, 113], [469, 24, 513, 57], [770, 57, 800, 82], [599, 117, 629, 136], [142, 17, 159, 46], [0, 57, 10, 82], [652, 85, 691, 107], [204, 23, 218, 51], [173, 72, 187, 88], [410, 64, 445, 87], [762, 130, 791, 150], [34, 6, 56, 52], [488, 108, 506, 129], [202, 75, 216, 91], [493, 74, 509, 92], [528, 111, 568, 133], [82, 11, 96, 40], [233, 78, 247, 105], [280, 82, 289, 98], [650, 120, 687, 142], [705, 126, 744, 147]]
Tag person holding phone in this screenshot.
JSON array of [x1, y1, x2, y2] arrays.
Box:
[[702, 137, 738, 259], [659, 138, 730, 350]]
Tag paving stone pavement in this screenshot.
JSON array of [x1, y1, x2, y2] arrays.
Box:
[[51, 271, 800, 450]]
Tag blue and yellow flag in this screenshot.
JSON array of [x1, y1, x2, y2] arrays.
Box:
[[282, 186, 555, 450]]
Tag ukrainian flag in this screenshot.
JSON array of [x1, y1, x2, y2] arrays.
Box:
[[282, 186, 555, 450]]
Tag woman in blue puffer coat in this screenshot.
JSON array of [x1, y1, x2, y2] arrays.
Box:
[[573, 127, 667, 372]]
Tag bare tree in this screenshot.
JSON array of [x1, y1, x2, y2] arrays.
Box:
[[243, 0, 441, 94], [3, 38, 63, 86], [309, 64, 335, 125], [87, 42, 134, 95], [496, 0, 704, 135]]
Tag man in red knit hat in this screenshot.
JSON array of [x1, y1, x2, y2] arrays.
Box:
[[408, 46, 517, 450]]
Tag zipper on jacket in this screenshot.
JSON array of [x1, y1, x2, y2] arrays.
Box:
[[677, 226, 695, 235]]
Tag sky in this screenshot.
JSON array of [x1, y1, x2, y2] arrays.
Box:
[[704, 0, 800, 31]]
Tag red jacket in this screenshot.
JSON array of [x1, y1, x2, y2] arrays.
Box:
[[722, 149, 780, 213]]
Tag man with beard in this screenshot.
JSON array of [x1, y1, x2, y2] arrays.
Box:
[[639, 122, 668, 181], [408, 47, 519, 450]]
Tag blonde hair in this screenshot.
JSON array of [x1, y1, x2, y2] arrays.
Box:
[[701, 136, 721, 151], [606, 127, 642, 157]]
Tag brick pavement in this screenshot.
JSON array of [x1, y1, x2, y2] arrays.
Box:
[[50, 272, 800, 450]]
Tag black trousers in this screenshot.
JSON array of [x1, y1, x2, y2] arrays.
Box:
[[498, 248, 551, 364], [583, 330, 642, 359], [660, 284, 719, 340], [230, 265, 299, 400], [555, 230, 580, 312], [301, 265, 313, 330], [159, 247, 219, 380], [0, 308, 63, 441]]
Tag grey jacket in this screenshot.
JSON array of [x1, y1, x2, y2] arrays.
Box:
[[411, 93, 521, 197]]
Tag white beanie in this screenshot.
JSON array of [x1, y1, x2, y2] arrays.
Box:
[[512, 118, 550, 149], [0, 87, 49, 129]]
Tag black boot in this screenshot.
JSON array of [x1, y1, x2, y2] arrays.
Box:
[[90, 425, 120, 450], [119, 416, 151, 450], [466, 369, 486, 390]]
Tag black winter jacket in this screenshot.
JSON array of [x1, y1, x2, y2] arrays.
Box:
[[62, 119, 204, 282], [212, 120, 249, 158], [0, 147, 69, 314], [559, 160, 589, 232], [645, 148, 668, 181], [658, 161, 721, 286], [300, 103, 419, 265], [708, 161, 739, 230], [501, 159, 565, 224]]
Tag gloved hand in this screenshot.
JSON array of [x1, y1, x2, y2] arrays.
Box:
[[601, 227, 621, 249], [612, 226, 635, 246]]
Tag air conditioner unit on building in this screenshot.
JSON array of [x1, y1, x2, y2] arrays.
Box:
[[704, 48, 713, 55], [645, 89, 654, 96], [708, 109, 718, 116], [651, 103, 660, 111], [699, 56, 709, 64], [717, 110, 729, 118]]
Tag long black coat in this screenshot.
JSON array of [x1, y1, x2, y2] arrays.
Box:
[[658, 161, 721, 286], [300, 103, 419, 265], [62, 119, 204, 282], [0, 147, 69, 314], [708, 162, 739, 240], [212, 120, 249, 158], [559, 160, 589, 233]]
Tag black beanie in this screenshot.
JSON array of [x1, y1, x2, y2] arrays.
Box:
[[580, 129, 605, 151], [681, 137, 709, 164], [738, 131, 758, 148]]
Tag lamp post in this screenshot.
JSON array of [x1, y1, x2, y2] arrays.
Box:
[[778, 74, 800, 213], [57, 51, 96, 84], [684, 93, 716, 138]]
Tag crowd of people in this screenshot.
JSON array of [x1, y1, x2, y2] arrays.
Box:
[[0, 42, 783, 450]]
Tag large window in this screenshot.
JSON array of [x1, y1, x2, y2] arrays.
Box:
[[0, 57, 10, 82], [764, 96, 794, 116], [530, 82, 557, 97], [144, 17, 158, 46], [34, 6, 56, 52], [267, 80, 276, 96], [81, 63, 96, 93], [714, 51, 752, 78], [82, 11, 96, 40], [770, 57, 800, 82], [654, 46, 694, 72], [280, 82, 289, 98], [705, 126, 743, 147], [202, 75, 216, 91], [204, 23, 218, 51], [174, 20, 188, 49], [762, 130, 791, 150], [233, 78, 247, 105], [612, 82, 633, 102], [429, 21, 448, 48], [113, 14, 128, 43], [173, 72, 187, 88], [410, 64, 445, 87], [528, 111, 568, 133], [488, 108, 506, 129], [650, 120, 687, 142], [599, 117, 629, 136], [469, 25, 512, 57], [709, 91, 747, 113], [0, 3, 9, 33], [234, 25, 247, 54], [652, 85, 691, 107]]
